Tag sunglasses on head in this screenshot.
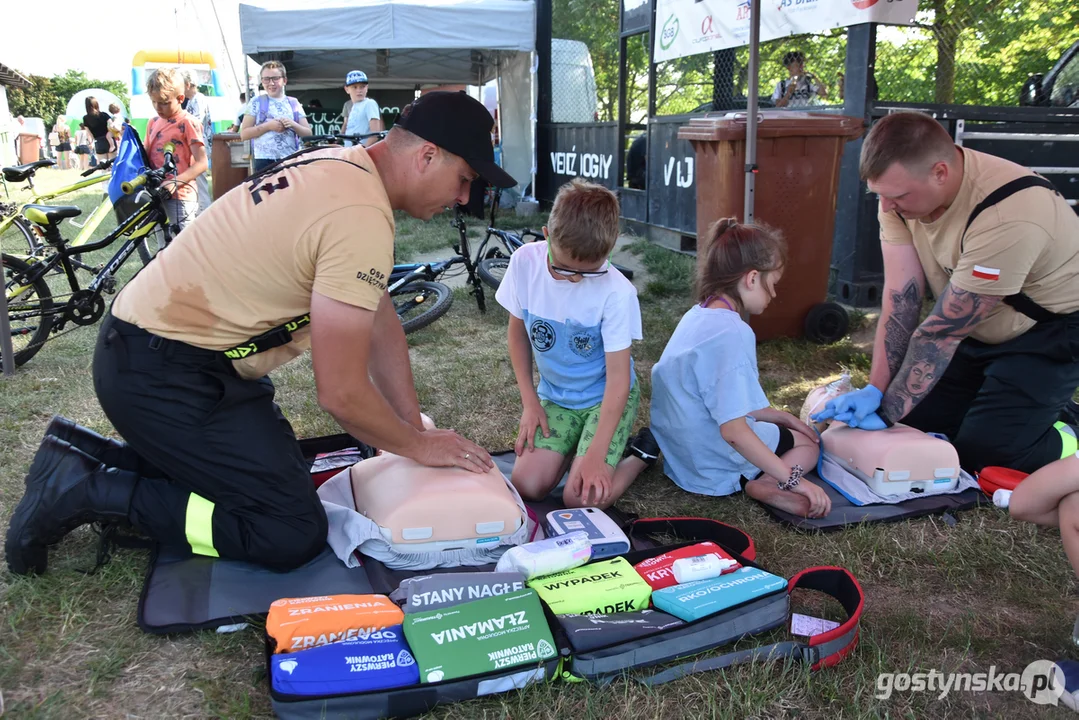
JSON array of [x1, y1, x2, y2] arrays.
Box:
[[547, 243, 609, 278]]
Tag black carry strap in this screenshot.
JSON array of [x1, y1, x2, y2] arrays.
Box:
[[222, 313, 310, 360], [635, 567, 865, 686], [626, 517, 757, 561], [960, 176, 1065, 324]]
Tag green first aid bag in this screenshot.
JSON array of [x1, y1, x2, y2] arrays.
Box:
[[528, 557, 653, 615], [403, 588, 558, 683]]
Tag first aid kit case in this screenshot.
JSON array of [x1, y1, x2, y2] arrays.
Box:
[[265, 517, 863, 720]]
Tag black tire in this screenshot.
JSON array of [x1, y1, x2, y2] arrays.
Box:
[[392, 281, 453, 334], [804, 302, 850, 344], [1, 215, 39, 255], [477, 257, 510, 291], [3, 253, 54, 367], [612, 262, 635, 280], [137, 224, 169, 266]]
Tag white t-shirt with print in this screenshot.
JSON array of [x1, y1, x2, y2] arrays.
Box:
[[247, 95, 306, 160], [495, 241, 642, 409]]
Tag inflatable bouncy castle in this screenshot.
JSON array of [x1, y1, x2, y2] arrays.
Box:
[[128, 49, 236, 137]]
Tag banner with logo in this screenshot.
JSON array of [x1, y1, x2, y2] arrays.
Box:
[[654, 0, 919, 63]]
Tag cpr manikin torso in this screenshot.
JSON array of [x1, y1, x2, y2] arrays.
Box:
[[821, 423, 961, 497], [349, 453, 524, 552]]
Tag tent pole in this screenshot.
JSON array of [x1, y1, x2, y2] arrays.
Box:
[[530, 51, 538, 200], [744, 0, 761, 223], [496, 57, 505, 170]]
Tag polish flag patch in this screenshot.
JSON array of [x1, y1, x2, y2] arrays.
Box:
[[972, 265, 1001, 281]]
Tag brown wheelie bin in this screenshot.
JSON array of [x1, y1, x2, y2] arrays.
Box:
[[678, 112, 863, 343]]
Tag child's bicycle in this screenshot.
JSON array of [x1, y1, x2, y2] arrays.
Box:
[[2, 151, 180, 367], [1, 158, 116, 269], [472, 187, 634, 291]]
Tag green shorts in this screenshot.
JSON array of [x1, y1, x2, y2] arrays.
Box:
[[532, 380, 641, 467]]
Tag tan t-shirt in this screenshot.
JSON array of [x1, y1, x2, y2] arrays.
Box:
[[879, 147, 1079, 343], [113, 144, 394, 379]]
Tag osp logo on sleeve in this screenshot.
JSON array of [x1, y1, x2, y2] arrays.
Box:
[[403, 588, 558, 683], [266, 594, 404, 653], [528, 556, 653, 615]]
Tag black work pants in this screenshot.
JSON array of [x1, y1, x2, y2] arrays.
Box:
[[902, 312, 1079, 473], [92, 314, 327, 570]]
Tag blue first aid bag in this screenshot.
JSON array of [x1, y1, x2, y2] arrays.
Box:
[[270, 626, 419, 696]]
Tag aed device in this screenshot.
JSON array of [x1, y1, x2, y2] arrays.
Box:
[[545, 508, 630, 560]]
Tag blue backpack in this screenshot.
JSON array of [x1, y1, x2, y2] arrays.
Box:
[[256, 94, 304, 152], [108, 123, 150, 206], [108, 123, 151, 221]]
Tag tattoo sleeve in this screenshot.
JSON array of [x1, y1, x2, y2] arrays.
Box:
[[879, 284, 1002, 425], [883, 279, 923, 379]]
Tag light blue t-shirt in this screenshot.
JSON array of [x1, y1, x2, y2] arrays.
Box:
[[495, 241, 642, 409], [650, 305, 780, 496], [344, 98, 380, 139]]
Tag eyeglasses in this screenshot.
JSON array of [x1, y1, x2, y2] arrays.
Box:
[[261, 75, 285, 84], [547, 243, 609, 278]]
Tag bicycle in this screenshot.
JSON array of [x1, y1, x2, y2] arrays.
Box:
[[472, 188, 634, 291], [1, 158, 116, 269], [299, 132, 483, 334], [300, 131, 388, 147], [2, 150, 179, 367]]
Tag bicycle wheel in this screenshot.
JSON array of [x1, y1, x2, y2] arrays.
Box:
[[1, 215, 40, 255], [392, 281, 453, 334], [3, 253, 54, 367], [137, 224, 170, 266], [477, 257, 510, 292]]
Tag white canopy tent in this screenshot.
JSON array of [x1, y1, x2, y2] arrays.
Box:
[[238, 0, 536, 195]]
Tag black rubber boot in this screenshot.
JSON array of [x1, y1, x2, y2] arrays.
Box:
[[44, 415, 147, 474], [5, 436, 137, 576]]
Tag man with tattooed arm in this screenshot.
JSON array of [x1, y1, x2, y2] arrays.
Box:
[[815, 111, 1079, 473]]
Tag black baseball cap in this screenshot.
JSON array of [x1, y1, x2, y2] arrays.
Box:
[[395, 91, 517, 189]]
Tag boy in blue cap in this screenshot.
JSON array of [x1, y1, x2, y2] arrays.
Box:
[[341, 70, 383, 146]]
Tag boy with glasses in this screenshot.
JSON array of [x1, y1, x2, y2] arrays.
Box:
[[495, 179, 657, 510], [239, 61, 312, 172]]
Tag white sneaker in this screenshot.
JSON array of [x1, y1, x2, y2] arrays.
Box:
[[993, 489, 1012, 509]]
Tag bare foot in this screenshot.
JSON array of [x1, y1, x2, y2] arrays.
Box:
[[745, 478, 812, 517]]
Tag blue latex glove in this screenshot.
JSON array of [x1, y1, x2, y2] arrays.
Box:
[[811, 385, 883, 427], [832, 410, 888, 431]]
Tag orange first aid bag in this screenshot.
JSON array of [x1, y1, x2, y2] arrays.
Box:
[[266, 594, 404, 654]]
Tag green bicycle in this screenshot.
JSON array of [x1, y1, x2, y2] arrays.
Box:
[[3, 151, 179, 367], [1, 159, 115, 264]]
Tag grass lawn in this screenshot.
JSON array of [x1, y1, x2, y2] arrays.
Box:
[[1, 169, 1076, 718]]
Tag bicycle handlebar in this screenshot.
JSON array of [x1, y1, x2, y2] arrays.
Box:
[[122, 147, 177, 196], [301, 131, 388, 145], [80, 158, 114, 177]]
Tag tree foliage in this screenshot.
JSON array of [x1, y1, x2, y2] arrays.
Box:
[[8, 70, 130, 125], [551, 0, 1075, 116]]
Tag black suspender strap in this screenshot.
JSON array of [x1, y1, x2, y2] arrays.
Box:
[[223, 313, 311, 360], [960, 175, 1064, 324], [960, 175, 1059, 253]]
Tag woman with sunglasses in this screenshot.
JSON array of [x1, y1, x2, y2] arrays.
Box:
[[494, 179, 658, 510], [240, 61, 312, 172]]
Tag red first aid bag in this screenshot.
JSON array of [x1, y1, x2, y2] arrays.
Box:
[[633, 541, 741, 591]]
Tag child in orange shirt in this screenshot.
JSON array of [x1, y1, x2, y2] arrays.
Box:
[[144, 68, 208, 233]]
